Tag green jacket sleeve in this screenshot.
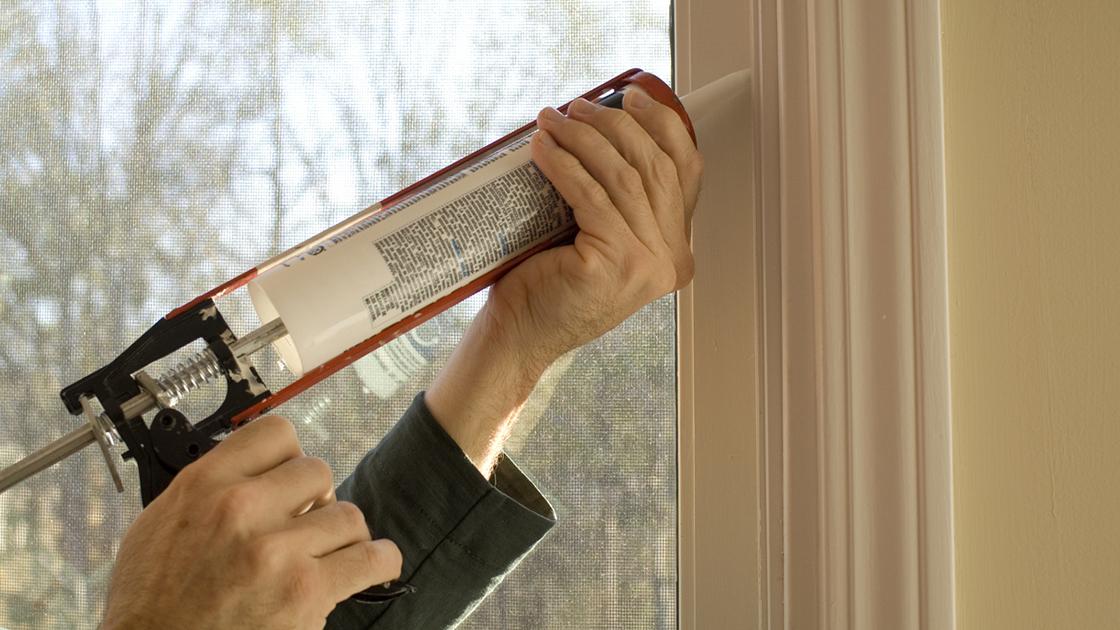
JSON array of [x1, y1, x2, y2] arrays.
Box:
[[326, 392, 556, 629]]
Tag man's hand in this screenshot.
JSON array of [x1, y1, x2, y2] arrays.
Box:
[[492, 89, 702, 368], [426, 88, 701, 474], [102, 416, 402, 630]]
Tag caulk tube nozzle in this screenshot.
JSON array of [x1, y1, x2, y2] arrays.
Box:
[[680, 69, 750, 152]]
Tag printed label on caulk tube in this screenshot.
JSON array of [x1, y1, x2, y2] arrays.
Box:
[[363, 141, 569, 325], [248, 134, 574, 377]]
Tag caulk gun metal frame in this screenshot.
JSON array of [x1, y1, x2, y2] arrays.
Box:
[[172, 68, 695, 427], [0, 68, 696, 603], [0, 68, 692, 500]]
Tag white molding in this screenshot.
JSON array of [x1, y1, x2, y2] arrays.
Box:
[[753, 0, 955, 629], [674, 2, 756, 629]]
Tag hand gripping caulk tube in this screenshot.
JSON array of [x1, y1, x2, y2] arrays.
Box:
[[246, 69, 696, 384]]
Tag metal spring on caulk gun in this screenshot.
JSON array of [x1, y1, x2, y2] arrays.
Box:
[[155, 348, 222, 406]]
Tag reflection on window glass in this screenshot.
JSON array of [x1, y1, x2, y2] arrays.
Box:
[[0, 1, 675, 627]]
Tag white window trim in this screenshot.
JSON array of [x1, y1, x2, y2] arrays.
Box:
[[674, 2, 757, 629], [677, 0, 954, 628]]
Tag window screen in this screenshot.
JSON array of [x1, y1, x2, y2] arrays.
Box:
[[0, 2, 676, 628]]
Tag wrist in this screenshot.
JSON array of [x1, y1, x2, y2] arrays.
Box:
[[425, 301, 552, 474], [475, 299, 561, 379], [481, 278, 578, 374]]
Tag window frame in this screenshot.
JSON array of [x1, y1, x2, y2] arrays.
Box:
[[673, 2, 758, 629], [676, 0, 954, 628]]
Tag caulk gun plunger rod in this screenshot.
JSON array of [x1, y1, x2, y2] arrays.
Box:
[[0, 424, 96, 494], [0, 318, 288, 495]]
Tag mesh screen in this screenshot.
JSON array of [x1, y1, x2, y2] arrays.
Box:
[[0, 1, 676, 628]]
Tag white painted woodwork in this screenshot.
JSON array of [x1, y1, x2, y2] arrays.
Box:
[[677, 0, 953, 628]]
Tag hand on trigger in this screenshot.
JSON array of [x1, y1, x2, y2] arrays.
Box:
[[102, 416, 402, 630]]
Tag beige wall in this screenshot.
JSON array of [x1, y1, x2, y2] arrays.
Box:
[[941, 1, 1120, 628]]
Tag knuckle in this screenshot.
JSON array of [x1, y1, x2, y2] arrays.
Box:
[[615, 165, 644, 196], [642, 105, 676, 135], [173, 459, 212, 491], [285, 560, 319, 602], [624, 252, 655, 290], [572, 232, 616, 273], [362, 542, 383, 569], [258, 414, 299, 442], [337, 501, 370, 537], [686, 150, 705, 181], [571, 120, 600, 146], [676, 254, 696, 288], [661, 276, 678, 297], [636, 256, 677, 298], [256, 413, 290, 429], [656, 267, 677, 297], [213, 484, 256, 528], [365, 541, 403, 576], [305, 456, 333, 487], [559, 148, 584, 171], [245, 534, 285, 576], [277, 419, 300, 444], [598, 107, 633, 133], [585, 183, 613, 209], [651, 152, 678, 183]]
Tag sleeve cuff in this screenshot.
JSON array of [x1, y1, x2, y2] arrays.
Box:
[[328, 392, 555, 628]]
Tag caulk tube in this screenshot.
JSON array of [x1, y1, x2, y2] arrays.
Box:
[[249, 134, 568, 376], [249, 71, 695, 378]]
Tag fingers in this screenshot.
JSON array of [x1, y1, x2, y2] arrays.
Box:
[[531, 129, 635, 265], [565, 97, 692, 285], [284, 500, 371, 557], [534, 106, 666, 256], [252, 455, 335, 517], [207, 415, 304, 478], [533, 89, 701, 293], [319, 538, 403, 603], [622, 88, 705, 233]]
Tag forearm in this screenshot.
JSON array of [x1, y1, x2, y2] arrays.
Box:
[[424, 301, 552, 476]]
